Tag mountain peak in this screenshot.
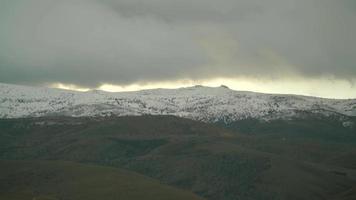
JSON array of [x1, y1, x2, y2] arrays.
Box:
[[188, 84, 230, 90], [219, 85, 229, 89], [191, 85, 205, 88]]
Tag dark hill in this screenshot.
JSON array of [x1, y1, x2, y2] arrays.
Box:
[[0, 160, 204, 200], [1, 115, 356, 200]]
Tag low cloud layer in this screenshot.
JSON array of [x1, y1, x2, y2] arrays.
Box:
[[0, 0, 356, 87]]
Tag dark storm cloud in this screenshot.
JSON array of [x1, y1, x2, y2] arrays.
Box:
[[0, 0, 355, 87]]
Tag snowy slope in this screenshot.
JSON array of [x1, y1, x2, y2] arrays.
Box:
[[0, 83, 355, 122]]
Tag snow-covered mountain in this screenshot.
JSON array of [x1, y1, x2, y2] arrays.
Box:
[[0, 83, 355, 122]]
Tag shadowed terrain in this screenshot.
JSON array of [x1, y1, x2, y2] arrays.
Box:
[[0, 160, 204, 200], [1, 115, 356, 200]]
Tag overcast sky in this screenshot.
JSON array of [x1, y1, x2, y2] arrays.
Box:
[[0, 0, 355, 98]]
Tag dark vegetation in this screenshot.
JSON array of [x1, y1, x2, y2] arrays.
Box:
[[0, 160, 203, 200], [0, 115, 356, 200]]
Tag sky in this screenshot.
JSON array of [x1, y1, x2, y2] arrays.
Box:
[[0, 0, 356, 99]]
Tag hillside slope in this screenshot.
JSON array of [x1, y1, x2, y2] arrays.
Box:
[[1, 116, 356, 200], [0, 160, 204, 200]]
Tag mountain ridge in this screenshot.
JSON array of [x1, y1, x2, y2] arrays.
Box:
[[1, 82, 355, 122]]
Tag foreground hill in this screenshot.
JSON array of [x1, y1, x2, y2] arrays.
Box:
[[0, 160, 204, 200], [0, 83, 355, 122], [1, 116, 356, 200]]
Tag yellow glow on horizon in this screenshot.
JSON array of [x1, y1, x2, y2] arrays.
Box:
[[51, 83, 90, 92], [98, 80, 197, 92], [50, 77, 356, 99]]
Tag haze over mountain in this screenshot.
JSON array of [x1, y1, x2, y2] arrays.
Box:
[[1, 0, 356, 98]]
